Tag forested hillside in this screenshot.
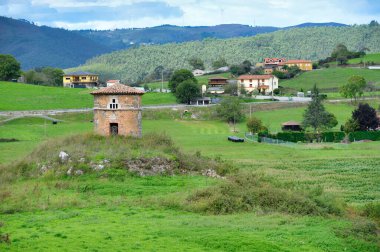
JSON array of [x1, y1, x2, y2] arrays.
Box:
[[0, 16, 111, 69], [78, 22, 346, 50], [69, 25, 380, 82]]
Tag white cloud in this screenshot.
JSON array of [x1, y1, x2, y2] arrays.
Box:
[[1, 0, 380, 29]]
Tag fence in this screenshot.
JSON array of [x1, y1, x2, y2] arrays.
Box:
[[245, 133, 295, 145]]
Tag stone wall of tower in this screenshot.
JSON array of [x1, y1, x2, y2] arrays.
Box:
[[93, 94, 142, 137]]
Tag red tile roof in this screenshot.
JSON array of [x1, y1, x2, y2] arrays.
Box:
[[237, 75, 274, 80], [106, 80, 120, 83], [91, 83, 144, 95], [208, 77, 228, 80]]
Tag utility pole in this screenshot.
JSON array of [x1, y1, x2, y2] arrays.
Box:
[[161, 69, 164, 93]]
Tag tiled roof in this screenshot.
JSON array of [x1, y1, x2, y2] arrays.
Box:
[[64, 71, 98, 76], [208, 77, 228, 80], [106, 80, 120, 83], [282, 121, 301, 126], [91, 83, 145, 95], [237, 75, 274, 80]]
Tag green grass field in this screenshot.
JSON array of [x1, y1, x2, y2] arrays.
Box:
[[348, 53, 380, 64], [1, 100, 379, 251], [281, 68, 380, 92], [0, 82, 177, 111]]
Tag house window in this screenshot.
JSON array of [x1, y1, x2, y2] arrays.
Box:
[[249, 84, 252, 87], [109, 98, 119, 109], [81, 77, 86, 80], [249, 79, 252, 82], [65, 77, 70, 80]]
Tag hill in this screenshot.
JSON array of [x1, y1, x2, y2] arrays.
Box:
[[68, 25, 380, 82], [0, 15, 346, 70], [0, 16, 111, 69], [281, 67, 380, 92], [348, 52, 380, 64], [78, 22, 347, 50]]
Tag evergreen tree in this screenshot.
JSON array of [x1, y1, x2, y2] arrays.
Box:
[[303, 84, 338, 133]]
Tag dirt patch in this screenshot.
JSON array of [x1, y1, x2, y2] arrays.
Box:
[[125, 157, 179, 176]]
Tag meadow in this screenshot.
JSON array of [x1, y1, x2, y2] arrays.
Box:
[[280, 67, 380, 92], [0, 82, 177, 111], [0, 96, 379, 251], [348, 53, 380, 64]]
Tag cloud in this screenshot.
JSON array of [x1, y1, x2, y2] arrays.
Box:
[[1, 0, 380, 29]]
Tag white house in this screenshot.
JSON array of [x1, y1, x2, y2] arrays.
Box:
[[237, 75, 279, 94], [192, 69, 206, 76], [106, 79, 120, 87]]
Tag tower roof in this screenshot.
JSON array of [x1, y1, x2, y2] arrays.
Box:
[[91, 84, 145, 95]]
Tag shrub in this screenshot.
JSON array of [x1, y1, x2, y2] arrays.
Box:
[[186, 171, 344, 216], [362, 202, 380, 220]]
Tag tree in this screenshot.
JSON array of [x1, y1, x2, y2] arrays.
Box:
[[246, 117, 263, 134], [224, 83, 239, 96], [340, 75, 367, 102], [241, 60, 252, 73], [188, 57, 205, 70], [175, 80, 200, 104], [342, 118, 359, 142], [41, 67, 64, 86], [216, 97, 245, 123], [302, 84, 338, 134], [230, 64, 246, 76], [168, 69, 197, 93], [369, 20, 379, 27], [352, 103, 379, 131], [0, 54, 21, 81], [212, 58, 228, 69]]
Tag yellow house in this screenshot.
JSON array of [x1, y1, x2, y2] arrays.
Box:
[[280, 60, 313, 71], [63, 71, 99, 88]]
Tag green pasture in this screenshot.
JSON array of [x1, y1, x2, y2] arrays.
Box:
[[280, 68, 380, 92], [0, 82, 177, 111], [1, 102, 379, 251], [348, 53, 380, 64]]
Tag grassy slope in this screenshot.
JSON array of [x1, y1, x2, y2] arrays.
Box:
[[348, 53, 380, 64], [280, 67, 380, 91], [0, 82, 177, 111], [1, 104, 379, 251]]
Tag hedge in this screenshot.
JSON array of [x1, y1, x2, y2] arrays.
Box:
[[264, 131, 380, 143]]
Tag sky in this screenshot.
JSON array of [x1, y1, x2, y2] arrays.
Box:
[[1, 0, 380, 30]]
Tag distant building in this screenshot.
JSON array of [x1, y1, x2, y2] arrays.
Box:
[[237, 75, 279, 94], [368, 66, 380, 70], [63, 71, 99, 88], [106, 80, 120, 87], [208, 77, 229, 94], [90, 83, 144, 137], [263, 58, 313, 72], [281, 121, 302, 131], [280, 60, 313, 71], [192, 69, 206, 76]]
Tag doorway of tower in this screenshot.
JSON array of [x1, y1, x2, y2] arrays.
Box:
[[110, 123, 118, 136]]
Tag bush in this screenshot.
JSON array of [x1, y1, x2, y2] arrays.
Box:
[[363, 202, 380, 220], [187, 171, 344, 216], [349, 131, 380, 141]]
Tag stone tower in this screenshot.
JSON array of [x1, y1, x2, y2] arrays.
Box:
[[90, 84, 144, 137]]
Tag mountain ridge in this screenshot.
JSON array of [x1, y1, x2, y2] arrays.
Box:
[[0, 16, 347, 69]]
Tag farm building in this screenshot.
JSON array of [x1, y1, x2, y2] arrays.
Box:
[[281, 121, 303, 131], [63, 71, 99, 88], [208, 77, 228, 94], [91, 83, 144, 137]]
